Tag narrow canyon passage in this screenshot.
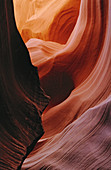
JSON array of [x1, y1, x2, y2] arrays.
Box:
[[0, 0, 111, 169]]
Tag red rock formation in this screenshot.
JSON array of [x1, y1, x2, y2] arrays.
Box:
[[13, 0, 81, 44], [0, 1, 49, 169], [22, 0, 111, 169], [26, 0, 110, 138], [22, 96, 111, 169], [0, 0, 111, 169]]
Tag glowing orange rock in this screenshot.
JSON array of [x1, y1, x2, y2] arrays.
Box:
[[13, 0, 111, 169], [13, 0, 80, 44], [26, 0, 111, 139], [22, 1, 111, 169]]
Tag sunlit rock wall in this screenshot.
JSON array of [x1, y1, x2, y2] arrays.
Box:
[[13, 0, 81, 44], [25, 0, 111, 138], [23, 0, 111, 169], [1, 0, 111, 169]]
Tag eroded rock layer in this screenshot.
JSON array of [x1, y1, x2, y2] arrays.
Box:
[[0, 0, 111, 169], [22, 96, 111, 169], [22, 0, 111, 169], [0, 1, 49, 169], [13, 0, 81, 44], [26, 0, 111, 138]]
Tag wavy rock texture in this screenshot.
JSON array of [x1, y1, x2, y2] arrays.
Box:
[[20, 0, 110, 169], [13, 0, 81, 44], [1, 0, 111, 169], [0, 1, 49, 169], [22, 96, 111, 170], [26, 0, 111, 138]]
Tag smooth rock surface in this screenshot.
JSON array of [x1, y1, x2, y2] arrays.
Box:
[[1, 0, 110, 169], [22, 0, 111, 169]]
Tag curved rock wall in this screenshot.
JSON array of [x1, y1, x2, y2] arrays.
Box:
[[23, 96, 111, 169], [0, 0, 111, 169], [23, 0, 111, 169], [0, 1, 49, 169], [13, 0, 81, 44], [26, 0, 111, 138]]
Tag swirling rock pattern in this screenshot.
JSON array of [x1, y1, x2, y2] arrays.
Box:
[[23, 96, 111, 169], [22, 0, 111, 169], [26, 0, 111, 138], [0, 0, 111, 169], [13, 0, 81, 44]]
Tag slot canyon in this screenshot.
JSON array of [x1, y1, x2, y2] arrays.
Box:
[[0, 0, 111, 169]]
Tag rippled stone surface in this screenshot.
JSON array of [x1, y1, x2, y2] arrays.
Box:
[[1, 0, 111, 169], [23, 96, 111, 169], [23, 0, 111, 169], [14, 0, 80, 44], [25, 0, 111, 139], [0, 1, 49, 169]]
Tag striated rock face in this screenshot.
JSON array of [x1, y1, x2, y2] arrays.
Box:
[[0, 1, 49, 169], [0, 0, 111, 169], [26, 0, 111, 139], [13, 0, 81, 44], [23, 96, 111, 170], [22, 0, 111, 169]]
